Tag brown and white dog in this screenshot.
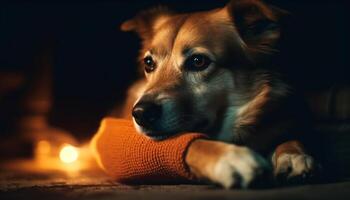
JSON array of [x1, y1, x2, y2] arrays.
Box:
[[119, 0, 317, 188]]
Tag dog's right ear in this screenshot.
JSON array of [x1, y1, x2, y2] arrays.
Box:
[[225, 0, 288, 60], [120, 6, 174, 40]]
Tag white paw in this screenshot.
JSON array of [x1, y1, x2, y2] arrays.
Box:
[[273, 153, 316, 183], [211, 146, 270, 189]]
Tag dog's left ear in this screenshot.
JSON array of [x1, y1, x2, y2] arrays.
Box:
[[120, 6, 174, 40], [226, 0, 287, 58]]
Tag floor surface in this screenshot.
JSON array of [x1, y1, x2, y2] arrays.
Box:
[[1, 159, 350, 200]]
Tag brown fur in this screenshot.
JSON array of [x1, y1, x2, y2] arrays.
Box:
[[236, 83, 270, 127], [274, 140, 305, 163], [185, 139, 229, 180], [119, 0, 316, 188]]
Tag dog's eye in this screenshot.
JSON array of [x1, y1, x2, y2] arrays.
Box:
[[143, 56, 156, 73], [185, 54, 211, 71]]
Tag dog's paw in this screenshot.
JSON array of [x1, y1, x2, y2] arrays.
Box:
[[273, 153, 317, 184], [211, 146, 270, 189]]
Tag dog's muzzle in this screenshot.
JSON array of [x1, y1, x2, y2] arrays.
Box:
[[132, 100, 162, 130]]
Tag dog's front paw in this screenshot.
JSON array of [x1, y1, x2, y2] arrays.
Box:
[[210, 146, 270, 188], [273, 153, 317, 184], [186, 140, 270, 189]]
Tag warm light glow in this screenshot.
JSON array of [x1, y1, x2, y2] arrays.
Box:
[[36, 140, 51, 156], [59, 145, 79, 164]]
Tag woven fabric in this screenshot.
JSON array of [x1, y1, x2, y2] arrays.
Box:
[[91, 118, 206, 184]]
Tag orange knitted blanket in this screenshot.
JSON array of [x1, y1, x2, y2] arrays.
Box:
[[91, 118, 206, 184]]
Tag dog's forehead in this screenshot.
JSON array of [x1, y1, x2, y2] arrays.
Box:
[[150, 10, 237, 57], [150, 15, 188, 56]]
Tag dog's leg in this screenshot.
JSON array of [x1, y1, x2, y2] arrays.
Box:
[[272, 140, 317, 184], [186, 139, 270, 188]]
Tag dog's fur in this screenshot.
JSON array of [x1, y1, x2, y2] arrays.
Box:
[[119, 0, 317, 188]]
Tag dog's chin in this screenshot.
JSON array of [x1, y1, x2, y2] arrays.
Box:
[[144, 132, 173, 140], [139, 128, 176, 141], [132, 119, 175, 140], [132, 117, 211, 140]]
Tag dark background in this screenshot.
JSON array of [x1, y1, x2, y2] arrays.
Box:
[[0, 0, 349, 139]]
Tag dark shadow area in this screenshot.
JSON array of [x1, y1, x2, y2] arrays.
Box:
[[0, 0, 349, 191], [1, 0, 349, 137]]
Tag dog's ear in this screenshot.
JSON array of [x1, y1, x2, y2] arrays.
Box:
[[226, 0, 287, 58], [121, 6, 174, 40]]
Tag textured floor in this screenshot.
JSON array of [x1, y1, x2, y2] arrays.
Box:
[[1, 159, 350, 200]]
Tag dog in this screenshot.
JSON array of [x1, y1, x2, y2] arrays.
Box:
[[119, 0, 317, 188]]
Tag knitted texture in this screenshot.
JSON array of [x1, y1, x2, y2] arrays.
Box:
[[91, 118, 206, 184]]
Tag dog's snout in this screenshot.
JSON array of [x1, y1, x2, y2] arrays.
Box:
[[132, 101, 162, 128]]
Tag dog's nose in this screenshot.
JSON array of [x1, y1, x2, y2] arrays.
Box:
[[132, 101, 162, 128]]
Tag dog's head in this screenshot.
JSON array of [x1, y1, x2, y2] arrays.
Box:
[[121, 0, 284, 139]]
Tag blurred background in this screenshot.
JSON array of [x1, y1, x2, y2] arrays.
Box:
[[0, 0, 349, 172]]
